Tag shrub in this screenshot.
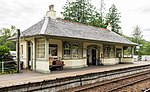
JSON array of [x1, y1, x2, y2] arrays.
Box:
[[0, 46, 10, 61]]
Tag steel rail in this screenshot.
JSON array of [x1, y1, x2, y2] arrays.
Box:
[[72, 69, 150, 92], [108, 73, 150, 92]]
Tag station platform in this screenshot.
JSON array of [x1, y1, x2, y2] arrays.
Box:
[[0, 61, 150, 88]]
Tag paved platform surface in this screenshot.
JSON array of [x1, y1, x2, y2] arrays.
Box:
[[0, 61, 150, 87]]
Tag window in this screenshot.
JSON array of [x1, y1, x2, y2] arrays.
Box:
[[123, 46, 132, 57], [63, 42, 80, 59], [104, 46, 109, 58], [72, 43, 79, 58], [20, 45, 23, 58], [37, 39, 45, 58], [49, 44, 57, 56], [104, 45, 115, 58], [63, 42, 71, 59], [110, 46, 115, 58]]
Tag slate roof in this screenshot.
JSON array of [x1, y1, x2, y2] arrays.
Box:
[[21, 17, 135, 45], [22, 19, 45, 36]]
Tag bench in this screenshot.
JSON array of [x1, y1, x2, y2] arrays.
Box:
[[49, 57, 64, 70]]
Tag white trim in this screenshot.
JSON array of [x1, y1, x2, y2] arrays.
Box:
[[40, 17, 49, 34]]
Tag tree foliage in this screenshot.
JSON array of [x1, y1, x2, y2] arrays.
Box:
[[62, 2, 122, 33], [62, 1, 150, 55], [125, 25, 150, 55], [141, 42, 150, 55], [62, 0, 107, 28], [89, 11, 107, 28], [0, 46, 10, 61], [124, 34, 150, 55], [131, 25, 143, 44], [62, 0, 94, 24], [130, 25, 143, 55], [106, 4, 121, 34], [0, 25, 16, 51]]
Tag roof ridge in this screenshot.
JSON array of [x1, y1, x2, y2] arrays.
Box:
[[40, 17, 49, 34]]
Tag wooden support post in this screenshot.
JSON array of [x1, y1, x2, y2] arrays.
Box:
[[17, 29, 20, 73]]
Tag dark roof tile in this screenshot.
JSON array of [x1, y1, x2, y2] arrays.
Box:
[[22, 19, 45, 36], [21, 17, 135, 45]]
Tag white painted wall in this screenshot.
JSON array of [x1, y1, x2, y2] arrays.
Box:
[[20, 40, 28, 68], [122, 58, 134, 63], [83, 42, 103, 54], [103, 58, 116, 65], [63, 59, 87, 69], [36, 59, 50, 73]]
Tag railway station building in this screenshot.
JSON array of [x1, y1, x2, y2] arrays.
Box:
[[14, 5, 136, 73]]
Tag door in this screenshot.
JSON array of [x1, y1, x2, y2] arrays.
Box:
[[92, 49, 96, 65], [28, 42, 32, 70]]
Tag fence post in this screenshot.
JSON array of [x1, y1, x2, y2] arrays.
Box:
[[2, 61, 4, 73]]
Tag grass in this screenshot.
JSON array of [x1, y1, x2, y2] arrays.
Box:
[[0, 69, 17, 75]]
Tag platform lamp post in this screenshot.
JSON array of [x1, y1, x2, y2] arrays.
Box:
[[17, 29, 20, 73], [136, 45, 140, 61]]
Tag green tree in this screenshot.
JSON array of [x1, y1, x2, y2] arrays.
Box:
[[141, 42, 150, 55], [0, 46, 10, 62], [62, 0, 95, 24], [89, 11, 107, 28], [131, 25, 143, 56], [123, 30, 150, 55], [106, 4, 121, 34], [62, 0, 107, 28], [0, 25, 16, 51], [131, 25, 143, 44]]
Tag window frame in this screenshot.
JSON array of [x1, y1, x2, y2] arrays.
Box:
[[36, 39, 45, 58], [103, 45, 115, 58], [63, 42, 81, 59], [20, 45, 23, 58], [72, 43, 79, 59], [63, 42, 71, 59]]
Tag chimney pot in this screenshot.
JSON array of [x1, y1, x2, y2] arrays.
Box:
[[46, 5, 56, 19], [49, 5, 54, 11]]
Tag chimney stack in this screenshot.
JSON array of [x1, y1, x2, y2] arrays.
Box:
[[107, 23, 112, 31], [46, 5, 56, 19]]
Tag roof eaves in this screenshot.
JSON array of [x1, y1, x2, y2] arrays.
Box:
[[46, 34, 136, 45]]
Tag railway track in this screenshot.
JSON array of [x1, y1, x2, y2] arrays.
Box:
[[1, 65, 150, 92], [61, 67, 150, 92], [107, 71, 150, 92]]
